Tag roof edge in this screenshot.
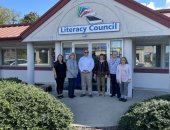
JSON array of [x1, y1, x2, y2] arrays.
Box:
[[0, 36, 21, 41], [156, 9, 170, 13], [115, 0, 170, 28], [21, 0, 70, 39], [0, 23, 32, 28]]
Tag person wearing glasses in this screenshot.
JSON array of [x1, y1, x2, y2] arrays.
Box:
[[116, 57, 131, 102], [109, 51, 121, 98], [53, 54, 67, 99], [78, 49, 94, 97]]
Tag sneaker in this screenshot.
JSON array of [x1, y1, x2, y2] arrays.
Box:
[[80, 94, 86, 97], [88, 94, 93, 97], [110, 94, 115, 97], [122, 98, 127, 102]]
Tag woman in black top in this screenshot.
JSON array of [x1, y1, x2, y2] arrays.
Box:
[[53, 54, 67, 98]]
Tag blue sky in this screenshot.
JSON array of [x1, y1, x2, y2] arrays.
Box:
[[0, 0, 170, 16]]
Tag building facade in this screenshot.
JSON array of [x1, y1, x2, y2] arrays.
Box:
[[1, 0, 170, 97]]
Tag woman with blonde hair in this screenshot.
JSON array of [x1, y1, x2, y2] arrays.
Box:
[[66, 53, 78, 98]]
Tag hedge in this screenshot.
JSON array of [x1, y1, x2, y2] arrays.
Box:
[[0, 80, 73, 130], [119, 94, 170, 130]]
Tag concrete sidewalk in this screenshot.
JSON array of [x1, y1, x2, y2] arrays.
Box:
[[50, 89, 168, 127]]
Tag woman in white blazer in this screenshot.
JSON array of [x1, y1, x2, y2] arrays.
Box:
[[116, 57, 131, 102]]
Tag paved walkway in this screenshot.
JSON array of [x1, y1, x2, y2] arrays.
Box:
[[50, 89, 168, 128]]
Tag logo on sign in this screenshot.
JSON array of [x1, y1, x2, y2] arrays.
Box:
[[77, 6, 103, 24]]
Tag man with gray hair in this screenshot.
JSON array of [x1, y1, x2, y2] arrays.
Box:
[[109, 51, 121, 98]]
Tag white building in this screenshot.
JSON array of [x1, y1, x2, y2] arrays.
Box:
[[1, 0, 170, 97]]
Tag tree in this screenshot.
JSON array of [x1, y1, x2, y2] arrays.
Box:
[[20, 12, 39, 23], [0, 6, 20, 25]]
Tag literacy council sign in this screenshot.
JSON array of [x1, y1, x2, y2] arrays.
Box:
[[58, 23, 120, 35]]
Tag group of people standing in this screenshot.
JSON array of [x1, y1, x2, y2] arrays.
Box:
[[53, 49, 131, 102]]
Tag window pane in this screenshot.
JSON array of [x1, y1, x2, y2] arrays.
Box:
[[62, 43, 72, 61], [136, 45, 161, 67], [110, 40, 122, 57], [17, 49, 27, 66], [34, 48, 49, 65], [165, 45, 169, 67], [2, 49, 16, 66]]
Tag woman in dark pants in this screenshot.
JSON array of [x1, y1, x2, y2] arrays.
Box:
[[53, 54, 67, 98], [66, 53, 78, 98]]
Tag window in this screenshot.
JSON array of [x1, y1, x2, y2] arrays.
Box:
[[62, 43, 72, 61], [165, 45, 169, 68], [110, 40, 123, 57], [17, 49, 27, 66], [2, 49, 16, 66], [34, 48, 49, 65], [136, 45, 161, 67]]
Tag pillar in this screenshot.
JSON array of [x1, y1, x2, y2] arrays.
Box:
[[27, 43, 34, 84], [123, 39, 133, 97], [55, 42, 61, 60]]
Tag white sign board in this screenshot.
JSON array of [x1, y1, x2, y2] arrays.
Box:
[[59, 23, 120, 35]]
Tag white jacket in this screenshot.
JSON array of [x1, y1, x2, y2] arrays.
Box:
[[116, 64, 131, 83]]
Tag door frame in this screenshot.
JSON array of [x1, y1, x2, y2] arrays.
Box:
[[72, 40, 111, 94]]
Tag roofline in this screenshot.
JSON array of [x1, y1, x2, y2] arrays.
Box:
[[21, 0, 70, 39], [2, 0, 170, 41], [156, 9, 170, 13], [115, 0, 170, 28], [0, 36, 21, 41], [0, 23, 32, 28]]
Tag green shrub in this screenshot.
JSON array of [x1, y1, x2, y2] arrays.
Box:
[[0, 77, 22, 83], [119, 95, 170, 130], [0, 80, 73, 130]]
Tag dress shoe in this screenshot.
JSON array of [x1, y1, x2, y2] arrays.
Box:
[[80, 94, 86, 97], [119, 98, 124, 101], [88, 94, 93, 97]]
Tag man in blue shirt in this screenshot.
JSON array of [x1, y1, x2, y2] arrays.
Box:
[[78, 49, 94, 97], [109, 51, 121, 98]]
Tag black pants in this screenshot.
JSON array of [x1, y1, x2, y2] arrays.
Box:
[[68, 78, 76, 97], [56, 77, 65, 95], [110, 74, 121, 98]]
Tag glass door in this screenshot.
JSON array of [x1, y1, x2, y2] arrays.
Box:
[[72, 41, 110, 92], [74, 44, 88, 62], [73, 43, 88, 89]]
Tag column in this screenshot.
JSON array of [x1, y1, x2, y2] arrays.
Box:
[[55, 42, 61, 60], [0, 48, 2, 78], [27, 43, 34, 84], [123, 39, 133, 97], [169, 39, 170, 93]]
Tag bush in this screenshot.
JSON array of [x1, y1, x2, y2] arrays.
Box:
[[0, 77, 22, 83], [0, 80, 73, 130], [119, 95, 170, 130]]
